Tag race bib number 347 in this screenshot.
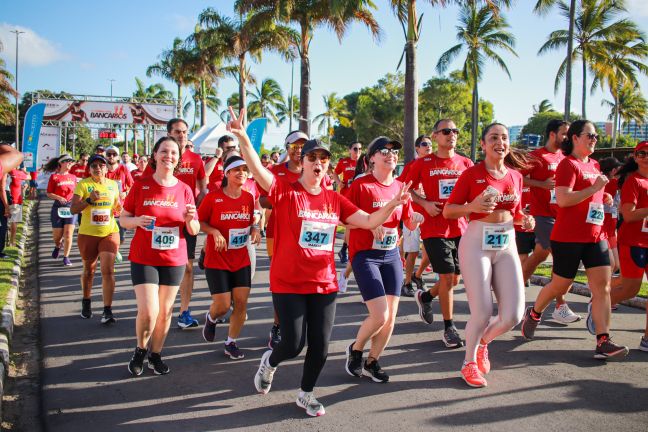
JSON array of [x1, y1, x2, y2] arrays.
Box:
[[299, 220, 336, 251]]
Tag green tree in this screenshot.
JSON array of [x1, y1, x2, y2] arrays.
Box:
[[520, 110, 581, 137], [247, 78, 285, 125], [313, 93, 351, 144], [533, 99, 555, 114], [146, 38, 192, 117], [276, 94, 299, 129], [184, 84, 222, 130], [602, 84, 648, 136], [132, 78, 174, 101], [436, 2, 517, 160], [0, 40, 17, 126]]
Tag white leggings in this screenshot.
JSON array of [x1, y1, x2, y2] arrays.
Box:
[[458, 220, 525, 364]]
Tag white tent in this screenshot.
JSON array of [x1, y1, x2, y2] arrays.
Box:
[[194, 123, 237, 155], [188, 125, 210, 143]]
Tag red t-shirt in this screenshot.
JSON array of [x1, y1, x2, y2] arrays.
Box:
[[447, 162, 523, 221], [334, 157, 358, 194], [405, 153, 474, 238], [123, 176, 195, 267], [515, 185, 533, 233], [525, 148, 564, 218], [347, 174, 412, 261], [106, 164, 134, 193], [198, 189, 255, 271], [131, 169, 145, 180], [618, 172, 648, 248], [260, 163, 303, 239], [47, 173, 77, 202], [9, 169, 28, 205], [29, 171, 37, 180], [603, 178, 619, 237], [176, 150, 206, 198], [268, 178, 359, 294], [207, 159, 224, 192], [551, 156, 607, 243], [70, 164, 88, 179]]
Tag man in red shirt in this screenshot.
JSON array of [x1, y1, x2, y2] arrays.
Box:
[[70, 153, 89, 179], [332, 141, 362, 263], [521, 119, 580, 324], [205, 136, 238, 192], [104, 145, 134, 262]]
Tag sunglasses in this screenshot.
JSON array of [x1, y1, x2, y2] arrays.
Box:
[[305, 153, 330, 163], [580, 133, 599, 140], [351, 147, 361, 152], [224, 146, 237, 151], [417, 141, 432, 147], [90, 163, 105, 169], [635, 151, 648, 159], [106, 153, 118, 157], [378, 148, 399, 156], [185, 144, 194, 148], [437, 128, 460, 136], [287, 144, 304, 151]]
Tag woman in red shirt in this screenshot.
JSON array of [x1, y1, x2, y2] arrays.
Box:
[[8, 167, 28, 247], [130, 155, 148, 180], [198, 155, 260, 360], [44, 154, 78, 266], [120, 137, 199, 376], [444, 123, 534, 388], [521, 120, 628, 361], [227, 107, 409, 417]]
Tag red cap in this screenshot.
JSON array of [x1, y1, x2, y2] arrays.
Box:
[[133, 153, 139, 157], [635, 141, 648, 152]]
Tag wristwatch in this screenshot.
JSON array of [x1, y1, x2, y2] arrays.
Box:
[[85, 198, 94, 205]]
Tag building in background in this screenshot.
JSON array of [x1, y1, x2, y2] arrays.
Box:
[[509, 125, 523, 143]]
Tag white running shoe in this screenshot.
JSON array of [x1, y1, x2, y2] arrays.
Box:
[[296, 391, 325, 417], [552, 303, 582, 324], [338, 271, 348, 293], [254, 350, 276, 394]]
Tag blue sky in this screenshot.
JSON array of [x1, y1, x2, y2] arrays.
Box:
[[2, 0, 648, 150]]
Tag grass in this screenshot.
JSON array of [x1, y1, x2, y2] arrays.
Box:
[[534, 264, 648, 299]]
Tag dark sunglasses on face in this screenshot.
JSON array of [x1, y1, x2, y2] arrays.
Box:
[[437, 128, 460, 136], [106, 152, 118, 157], [305, 153, 330, 163], [224, 146, 237, 151], [90, 163, 105, 169], [635, 151, 648, 159], [378, 148, 399, 156], [418, 141, 432, 147], [351, 147, 361, 152], [580, 133, 599, 140]]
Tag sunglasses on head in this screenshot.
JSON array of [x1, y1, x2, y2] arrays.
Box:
[[635, 150, 648, 159], [378, 148, 399, 156], [437, 128, 459, 136], [287, 143, 304, 151], [579, 132, 599, 140], [305, 153, 330, 163]]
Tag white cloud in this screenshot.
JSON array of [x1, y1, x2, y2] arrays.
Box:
[[627, 0, 648, 17], [0, 23, 66, 66]]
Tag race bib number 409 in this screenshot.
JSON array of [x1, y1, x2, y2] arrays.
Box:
[[299, 220, 336, 251], [152, 226, 180, 250]]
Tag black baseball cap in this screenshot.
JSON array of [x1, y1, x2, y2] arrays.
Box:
[[367, 136, 402, 156], [301, 139, 331, 158], [88, 154, 108, 165]]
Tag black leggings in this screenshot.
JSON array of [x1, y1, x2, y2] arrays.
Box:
[[268, 292, 337, 392]]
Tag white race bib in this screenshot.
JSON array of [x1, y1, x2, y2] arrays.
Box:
[[57, 207, 72, 218], [642, 218, 648, 233], [586, 202, 604, 226], [372, 227, 398, 250], [482, 225, 511, 251], [90, 208, 111, 226], [299, 220, 335, 251], [549, 189, 557, 204], [438, 178, 457, 199], [611, 207, 618, 219], [151, 226, 180, 250], [228, 227, 250, 249]]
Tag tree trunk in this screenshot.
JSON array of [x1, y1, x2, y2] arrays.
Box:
[[177, 84, 182, 117], [299, 23, 311, 135], [200, 79, 207, 127], [471, 81, 479, 161], [564, 0, 576, 121], [403, 0, 418, 164], [582, 58, 587, 118], [612, 93, 619, 148], [239, 54, 248, 126]]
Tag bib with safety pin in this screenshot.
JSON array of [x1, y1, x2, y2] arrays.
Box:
[[228, 227, 250, 249], [549, 189, 557, 204], [586, 202, 604, 226], [152, 226, 179, 250], [299, 220, 335, 251], [372, 227, 398, 250], [438, 178, 457, 199], [90, 208, 111, 226], [482, 225, 511, 251], [57, 206, 72, 218]]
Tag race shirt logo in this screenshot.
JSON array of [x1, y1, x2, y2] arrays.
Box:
[[221, 206, 251, 221], [548, 163, 558, 171], [582, 172, 599, 180], [476, 179, 485, 184], [298, 204, 338, 222], [429, 168, 462, 177], [57, 180, 76, 187], [372, 200, 389, 208], [143, 193, 178, 208], [494, 185, 519, 203]]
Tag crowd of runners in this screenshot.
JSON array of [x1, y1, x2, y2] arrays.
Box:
[[11, 110, 648, 417]]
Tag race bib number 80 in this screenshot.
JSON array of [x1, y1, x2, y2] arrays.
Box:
[[299, 220, 336, 251]]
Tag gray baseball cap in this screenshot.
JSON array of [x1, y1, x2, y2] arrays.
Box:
[[301, 139, 331, 158]]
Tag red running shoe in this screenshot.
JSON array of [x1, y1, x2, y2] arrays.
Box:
[[461, 362, 487, 388], [477, 344, 490, 375]]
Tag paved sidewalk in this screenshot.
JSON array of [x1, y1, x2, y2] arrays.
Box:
[[37, 203, 648, 432]]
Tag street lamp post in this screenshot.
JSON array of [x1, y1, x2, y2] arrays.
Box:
[[108, 79, 115, 144], [10, 30, 25, 151]]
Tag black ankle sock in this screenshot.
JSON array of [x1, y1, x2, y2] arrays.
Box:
[[443, 319, 454, 330], [340, 243, 347, 253], [421, 291, 433, 303]]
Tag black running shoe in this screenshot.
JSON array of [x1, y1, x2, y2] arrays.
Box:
[[101, 306, 116, 325], [128, 347, 147, 376], [198, 249, 206, 270], [268, 325, 281, 349], [363, 360, 389, 383], [203, 312, 216, 342], [338, 248, 348, 264], [521, 306, 540, 340], [148, 352, 170, 375], [401, 282, 415, 298], [411, 275, 425, 292], [415, 290, 434, 324], [594, 336, 629, 361], [81, 298, 92, 319], [345, 342, 363, 377]]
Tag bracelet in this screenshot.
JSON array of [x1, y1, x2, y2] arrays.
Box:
[[85, 198, 94, 205], [251, 224, 260, 229]]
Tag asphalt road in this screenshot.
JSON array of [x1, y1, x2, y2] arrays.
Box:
[[36, 201, 648, 432]]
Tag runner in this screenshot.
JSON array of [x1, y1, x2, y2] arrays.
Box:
[[599, 157, 622, 277], [515, 183, 535, 284], [28, 169, 38, 200], [345, 137, 423, 382], [521, 120, 629, 361], [70, 154, 121, 322], [261, 153, 273, 168], [398, 134, 434, 297], [444, 123, 534, 387], [332, 141, 362, 264], [8, 166, 28, 247], [609, 141, 648, 350], [104, 145, 134, 263], [121, 152, 137, 172], [199, 155, 260, 360], [407, 120, 474, 348], [120, 136, 199, 376], [44, 154, 78, 266], [205, 136, 238, 192], [70, 153, 89, 179], [227, 107, 410, 417], [131, 155, 148, 180], [521, 120, 581, 323], [0, 144, 24, 257]]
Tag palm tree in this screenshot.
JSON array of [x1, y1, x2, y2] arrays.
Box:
[[146, 38, 192, 117], [132, 78, 174, 101], [313, 93, 351, 144], [602, 84, 648, 139], [197, 7, 296, 127], [436, 2, 517, 160], [533, 99, 556, 114], [537, 0, 637, 118], [276, 94, 300, 129], [237, 0, 381, 135], [184, 84, 222, 129], [247, 78, 285, 125], [0, 39, 17, 126]]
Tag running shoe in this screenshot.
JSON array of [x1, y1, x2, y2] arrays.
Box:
[[363, 360, 389, 383], [443, 326, 464, 349], [594, 336, 629, 360], [177, 310, 199, 329], [552, 303, 581, 324], [268, 325, 281, 349], [461, 362, 487, 388], [101, 306, 116, 325], [148, 352, 170, 375], [254, 350, 276, 394], [51, 247, 60, 259], [62, 256, 72, 266], [639, 336, 648, 352], [415, 290, 434, 324], [586, 301, 596, 336], [476, 344, 490, 375], [81, 298, 92, 319], [203, 312, 216, 342], [424, 265, 433, 274], [411, 275, 425, 292], [128, 347, 147, 376], [114, 251, 123, 264], [338, 248, 348, 264], [521, 306, 540, 340], [224, 341, 245, 360], [345, 342, 363, 377], [338, 271, 348, 294], [401, 281, 415, 298], [198, 249, 206, 270], [296, 392, 326, 417], [611, 304, 619, 311]]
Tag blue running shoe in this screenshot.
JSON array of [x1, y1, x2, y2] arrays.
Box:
[[178, 310, 199, 329], [586, 301, 596, 336]]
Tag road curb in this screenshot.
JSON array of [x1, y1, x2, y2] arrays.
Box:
[[530, 275, 647, 310]]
